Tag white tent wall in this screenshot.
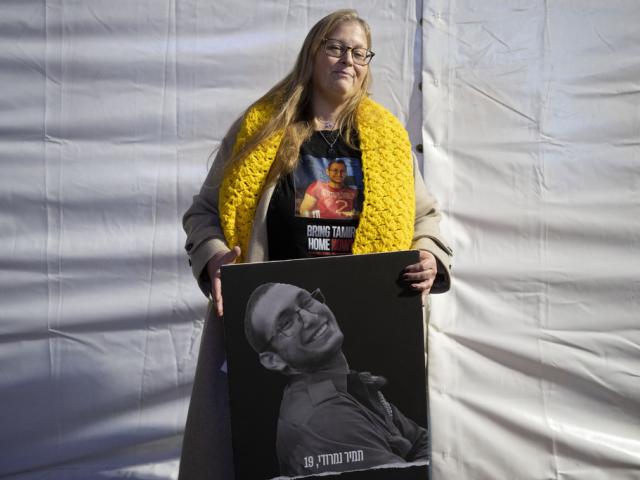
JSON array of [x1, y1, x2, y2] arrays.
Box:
[[1, 0, 638, 479], [424, 1, 640, 479], [0, 1, 421, 479]]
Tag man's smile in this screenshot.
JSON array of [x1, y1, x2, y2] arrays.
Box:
[[305, 322, 329, 345]]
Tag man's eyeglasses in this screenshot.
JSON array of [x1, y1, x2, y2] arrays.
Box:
[[322, 39, 375, 66], [262, 288, 325, 351]]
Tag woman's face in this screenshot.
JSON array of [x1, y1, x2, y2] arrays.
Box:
[[312, 21, 369, 106]]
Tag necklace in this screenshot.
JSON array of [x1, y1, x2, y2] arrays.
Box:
[[314, 118, 334, 130], [318, 130, 340, 155]]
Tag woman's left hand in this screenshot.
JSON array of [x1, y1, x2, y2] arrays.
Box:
[[403, 250, 438, 294]]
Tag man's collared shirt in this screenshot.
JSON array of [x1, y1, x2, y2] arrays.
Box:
[[276, 370, 428, 476]]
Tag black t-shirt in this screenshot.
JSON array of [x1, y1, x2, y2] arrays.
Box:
[[267, 131, 365, 260]]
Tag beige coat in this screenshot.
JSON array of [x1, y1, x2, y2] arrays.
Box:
[[179, 115, 453, 480]]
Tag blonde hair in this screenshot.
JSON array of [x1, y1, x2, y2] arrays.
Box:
[[228, 9, 373, 182]]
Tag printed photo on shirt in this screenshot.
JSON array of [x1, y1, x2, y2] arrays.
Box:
[[221, 252, 428, 480], [293, 155, 364, 220]]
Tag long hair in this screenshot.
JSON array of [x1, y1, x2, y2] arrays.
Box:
[[227, 9, 373, 183]]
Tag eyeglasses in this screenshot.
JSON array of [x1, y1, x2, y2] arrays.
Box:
[[322, 38, 375, 66], [262, 288, 325, 352]]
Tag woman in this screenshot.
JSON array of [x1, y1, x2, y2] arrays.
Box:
[[184, 9, 452, 316], [179, 9, 452, 479]]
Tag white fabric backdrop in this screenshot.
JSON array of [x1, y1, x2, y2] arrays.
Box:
[[424, 1, 640, 479], [1, 0, 638, 479], [0, 1, 421, 478]]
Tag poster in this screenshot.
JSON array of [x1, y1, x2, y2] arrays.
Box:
[[221, 251, 429, 480]]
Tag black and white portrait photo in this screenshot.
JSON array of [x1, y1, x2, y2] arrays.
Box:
[[244, 282, 428, 477], [221, 251, 430, 480]]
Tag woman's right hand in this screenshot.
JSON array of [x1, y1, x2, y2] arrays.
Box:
[[207, 246, 241, 317]]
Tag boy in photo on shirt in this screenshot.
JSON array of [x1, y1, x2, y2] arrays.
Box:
[[296, 158, 363, 220]]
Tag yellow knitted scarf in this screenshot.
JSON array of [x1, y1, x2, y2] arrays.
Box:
[[219, 97, 415, 262]]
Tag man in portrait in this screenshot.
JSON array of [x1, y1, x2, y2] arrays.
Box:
[[244, 282, 428, 477]]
